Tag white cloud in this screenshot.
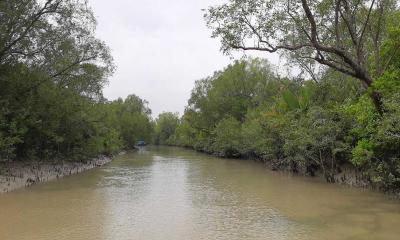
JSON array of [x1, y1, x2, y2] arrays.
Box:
[[91, 0, 280, 117]]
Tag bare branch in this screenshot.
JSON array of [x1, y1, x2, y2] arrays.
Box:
[[358, 0, 376, 46]]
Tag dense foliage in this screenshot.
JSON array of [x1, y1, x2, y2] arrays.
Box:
[[153, 112, 180, 145], [155, 56, 399, 191], [175, 0, 400, 191], [205, 0, 398, 113], [0, 0, 152, 162]]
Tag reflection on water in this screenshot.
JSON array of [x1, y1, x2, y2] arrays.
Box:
[[0, 146, 399, 240]]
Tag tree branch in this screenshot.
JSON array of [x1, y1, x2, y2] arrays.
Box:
[[0, 0, 61, 62]]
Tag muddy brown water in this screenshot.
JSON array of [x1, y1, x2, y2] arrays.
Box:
[[0, 146, 399, 240]]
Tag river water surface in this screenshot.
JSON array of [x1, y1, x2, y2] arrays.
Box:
[[0, 146, 399, 240]]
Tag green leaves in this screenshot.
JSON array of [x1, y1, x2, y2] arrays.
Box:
[[0, 1, 150, 162], [279, 84, 312, 112], [205, 0, 400, 113], [282, 90, 300, 111], [153, 112, 180, 145], [352, 139, 374, 167], [212, 117, 242, 157]]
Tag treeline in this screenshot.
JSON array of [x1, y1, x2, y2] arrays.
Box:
[[0, 0, 152, 162], [156, 54, 399, 190], [153, 0, 400, 191]]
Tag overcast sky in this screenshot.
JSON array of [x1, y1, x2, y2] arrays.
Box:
[[91, 0, 279, 118]]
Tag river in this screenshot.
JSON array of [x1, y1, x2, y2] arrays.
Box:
[[0, 146, 399, 240]]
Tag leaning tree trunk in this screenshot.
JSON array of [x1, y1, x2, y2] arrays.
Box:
[[370, 90, 384, 115], [360, 73, 384, 115]]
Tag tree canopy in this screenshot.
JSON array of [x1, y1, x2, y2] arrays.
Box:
[[205, 0, 400, 112], [0, 0, 152, 162], [158, 55, 400, 191]]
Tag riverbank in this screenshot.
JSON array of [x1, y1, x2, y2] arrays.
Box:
[[167, 145, 392, 194], [0, 152, 125, 193], [262, 158, 371, 188]]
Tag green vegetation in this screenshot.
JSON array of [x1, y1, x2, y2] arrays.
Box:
[[1, 0, 400, 193], [156, 54, 399, 190], [176, 0, 399, 191], [153, 112, 180, 145], [0, 0, 152, 162], [155, 1, 400, 191]]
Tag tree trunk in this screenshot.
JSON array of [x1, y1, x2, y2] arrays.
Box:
[[362, 75, 384, 115], [370, 90, 384, 115]]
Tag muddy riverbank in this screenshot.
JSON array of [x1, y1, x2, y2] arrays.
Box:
[[0, 152, 125, 193], [190, 147, 384, 194]]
